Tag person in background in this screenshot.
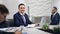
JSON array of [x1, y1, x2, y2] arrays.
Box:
[[50, 7, 60, 25], [0, 4, 9, 28], [14, 3, 32, 27]]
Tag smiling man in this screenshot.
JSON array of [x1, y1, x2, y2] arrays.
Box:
[[14, 3, 32, 27]]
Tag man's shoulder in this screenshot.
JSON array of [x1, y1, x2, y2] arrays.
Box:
[[24, 13, 28, 16], [14, 12, 20, 16], [56, 13, 60, 16], [54, 13, 60, 18], [14, 12, 19, 15]]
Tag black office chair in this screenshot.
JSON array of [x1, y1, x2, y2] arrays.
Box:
[[6, 19, 14, 27]]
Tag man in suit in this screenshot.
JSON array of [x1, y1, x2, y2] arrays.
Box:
[[14, 3, 32, 27], [50, 7, 60, 25]]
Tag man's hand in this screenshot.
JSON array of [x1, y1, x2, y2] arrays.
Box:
[[14, 30, 22, 34], [35, 23, 40, 27]]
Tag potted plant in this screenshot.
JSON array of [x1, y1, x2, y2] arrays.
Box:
[[42, 24, 53, 33], [53, 27, 60, 34], [42, 24, 49, 30]]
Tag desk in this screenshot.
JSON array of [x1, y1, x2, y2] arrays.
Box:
[[0, 27, 51, 34], [0, 24, 59, 34], [49, 25, 59, 30]]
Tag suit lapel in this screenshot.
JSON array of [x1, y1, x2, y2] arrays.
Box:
[[51, 13, 58, 20], [17, 12, 24, 23]]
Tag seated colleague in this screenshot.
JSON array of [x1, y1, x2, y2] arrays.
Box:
[[0, 4, 14, 28], [0, 4, 9, 28], [50, 7, 60, 25], [14, 4, 32, 27], [0, 4, 19, 34]]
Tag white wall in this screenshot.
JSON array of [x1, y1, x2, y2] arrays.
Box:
[[26, 0, 52, 17], [25, 0, 52, 23], [0, 0, 3, 4], [3, 0, 18, 19]]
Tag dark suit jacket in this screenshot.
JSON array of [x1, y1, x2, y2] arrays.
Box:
[[0, 21, 9, 28], [50, 13, 60, 25], [14, 12, 32, 27], [0, 20, 14, 34], [0, 20, 14, 28]]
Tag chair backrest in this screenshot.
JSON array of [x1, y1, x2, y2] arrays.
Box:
[[6, 19, 14, 27]]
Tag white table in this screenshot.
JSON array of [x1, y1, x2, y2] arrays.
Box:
[[49, 25, 59, 30], [0, 27, 51, 34], [0, 25, 59, 34]]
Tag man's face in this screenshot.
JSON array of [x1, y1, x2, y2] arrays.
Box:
[[0, 13, 7, 23], [18, 5, 25, 14], [52, 8, 57, 14]]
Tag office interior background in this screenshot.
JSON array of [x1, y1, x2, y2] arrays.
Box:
[[0, 0, 60, 24]]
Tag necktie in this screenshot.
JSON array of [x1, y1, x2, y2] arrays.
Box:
[[22, 15, 26, 24]]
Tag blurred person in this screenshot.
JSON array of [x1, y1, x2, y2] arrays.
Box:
[[0, 4, 15, 28], [0, 4, 22, 34], [50, 7, 60, 25], [0, 4, 9, 28]]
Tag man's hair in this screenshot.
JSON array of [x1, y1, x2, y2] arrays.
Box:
[[0, 4, 9, 14], [18, 3, 25, 8], [53, 7, 57, 10]]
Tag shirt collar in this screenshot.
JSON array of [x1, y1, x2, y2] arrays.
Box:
[[53, 12, 57, 16], [19, 11, 25, 16]]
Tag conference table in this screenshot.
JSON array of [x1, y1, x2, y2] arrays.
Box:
[[0, 24, 59, 34]]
